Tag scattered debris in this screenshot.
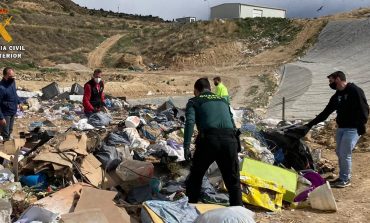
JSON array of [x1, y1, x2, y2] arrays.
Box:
[[0, 80, 350, 221]]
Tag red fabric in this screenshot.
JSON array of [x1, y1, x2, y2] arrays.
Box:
[[83, 81, 105, 113]]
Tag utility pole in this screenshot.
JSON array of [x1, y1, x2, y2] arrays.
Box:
[[204, 0, 211, 20]]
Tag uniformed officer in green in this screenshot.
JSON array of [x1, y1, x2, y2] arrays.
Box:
[[213, 76, 230, 103], [184, 78, 242, 206]]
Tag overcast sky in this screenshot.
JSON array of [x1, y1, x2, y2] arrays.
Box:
[[72, 0, 370, 20]]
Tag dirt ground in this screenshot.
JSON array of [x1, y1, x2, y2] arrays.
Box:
[[256, 150, 370, 223]]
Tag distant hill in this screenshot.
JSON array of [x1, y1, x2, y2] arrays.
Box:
[[0, 0, 163, 69], [3, 0, 357, 71]]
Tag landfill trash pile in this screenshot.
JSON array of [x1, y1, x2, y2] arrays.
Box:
[[0, 81, 340, 222]]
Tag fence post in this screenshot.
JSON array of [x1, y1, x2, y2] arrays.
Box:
[[282, 97, 285, 121]]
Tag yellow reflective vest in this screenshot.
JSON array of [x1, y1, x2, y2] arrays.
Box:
[[215, 82, 229, 103]]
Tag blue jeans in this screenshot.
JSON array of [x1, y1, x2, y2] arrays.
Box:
[[336, 128, 360, 181], [0, 115, 15, 141]]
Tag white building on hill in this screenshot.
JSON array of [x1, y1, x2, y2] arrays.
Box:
[[210, 3, 286, 19], [176, 17, 197, 23]]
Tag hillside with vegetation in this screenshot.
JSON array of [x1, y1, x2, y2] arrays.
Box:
[[0, 0, 161, 69], [104, 18, 303, 69], [0, 0, 306, 71]]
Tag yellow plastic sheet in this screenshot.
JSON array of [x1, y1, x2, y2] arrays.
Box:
[[240, 172, 286, 212], [241, 158, 297, 203]]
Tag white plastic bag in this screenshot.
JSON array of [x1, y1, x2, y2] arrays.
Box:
[[147, 140, 185, 162], [123, 128, 150, 150], [27, 98, 41, 112], [125, 116, 141, 128], [308, 181, 337, 211], [72, 119, 95, 130], [195, 206, 255, 223]]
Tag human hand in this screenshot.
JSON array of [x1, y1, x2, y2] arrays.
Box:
[[358, 124, 366, 135], [184, 147, 192, 161], [0, 119, 6, 126], [102, 106, 109, 113], [297, 124, 311, 136], [304, 121, 314, 129]]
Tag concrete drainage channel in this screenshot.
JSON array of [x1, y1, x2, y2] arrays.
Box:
[[268, 18, 370, 120]]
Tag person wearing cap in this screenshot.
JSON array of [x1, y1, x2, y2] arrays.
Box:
[[183, 77, 242, 206], [0, 67, 21, 141], [213, 76, 230, 103], [305, 71, 369, 188], [83, 69, 106, 117]]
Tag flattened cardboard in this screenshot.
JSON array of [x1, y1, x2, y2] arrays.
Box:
[[34, 162, 52, 173], [34, 183, 86, 215], [80, 154, 104, 188], [61, 209, 109, 223], [33, 151, 74, 168], [58, 133, 88, 155], [75, 187, 130, 223], [4, 139, 25, 155], [0, 151, 12, 161], [52, 163, 66, 171]]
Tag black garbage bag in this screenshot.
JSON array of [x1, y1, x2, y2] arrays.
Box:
[[157, 100, 185, 122], [126, 184, 153, 204], [262, 125, 314, 171], [88, 112, 112, 127], [94, 144, 122, 171], [106, 132, 130, 146]]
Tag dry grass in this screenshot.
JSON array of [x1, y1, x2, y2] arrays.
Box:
[[0, 0, 163, 67], [6, 0, 362, 71], [104, 18, 303, 68]]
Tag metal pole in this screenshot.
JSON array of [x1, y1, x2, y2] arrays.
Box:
[[282, 97, 285, 121]]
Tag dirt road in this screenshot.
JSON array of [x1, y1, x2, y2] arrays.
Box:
[[87, 34, 125, 68]]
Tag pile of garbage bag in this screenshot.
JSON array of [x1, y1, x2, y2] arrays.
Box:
[[0, 81, 339, 222]]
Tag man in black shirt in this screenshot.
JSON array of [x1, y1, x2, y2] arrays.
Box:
[[306, 71, 369, 188]]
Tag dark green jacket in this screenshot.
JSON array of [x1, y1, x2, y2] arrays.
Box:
[[183, 91, 235, 149]]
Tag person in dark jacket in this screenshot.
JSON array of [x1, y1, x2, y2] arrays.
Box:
[[83, 69, 106, 117], [183, 78, 242, 206], [0, 67, 20, 141], [306, 71, 369, 188]]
